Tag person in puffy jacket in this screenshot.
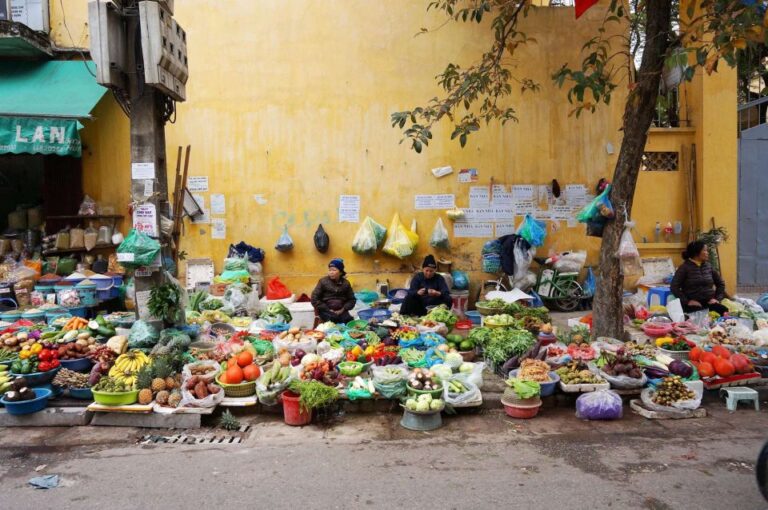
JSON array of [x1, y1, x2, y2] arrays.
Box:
[[311, 259, 355, 323], [671, 241, 728, 316], [399, 255, 452, 316]]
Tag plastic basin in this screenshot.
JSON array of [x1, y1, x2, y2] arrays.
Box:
[[92, 389, 139, 406], [357, 309, 392, 322], [1, 388, 52, 415], [346, 319, 369, 331], [354, 290, 379, 304], [59, 358, 94, 373], [501, 398, 541, 419], [464, 310, 482, 325], [68, 387, 94, 400], [11, 366, 60, 386], [338, 361, 363, 377], [508, 369, 560, 397], [407, 384, 443, 399], [387, 288, 409, 304]]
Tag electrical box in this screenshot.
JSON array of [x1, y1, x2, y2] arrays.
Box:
[[88, 0, 127, 89], [139, 0, 188, 102], [10, 0, 49, 32]]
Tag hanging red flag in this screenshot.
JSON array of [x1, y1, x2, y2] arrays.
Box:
[[575, 0, 599, 18]]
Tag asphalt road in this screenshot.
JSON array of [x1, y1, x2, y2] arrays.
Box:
[[0, 404, 766, 510]]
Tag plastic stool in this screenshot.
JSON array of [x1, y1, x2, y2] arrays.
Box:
[[647, 286, 673, 307], [719, 387, 760, 412]]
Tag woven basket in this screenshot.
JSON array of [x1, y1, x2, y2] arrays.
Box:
[[476, 305, 505, 316], [658, 348, 690, 361], [215, 375, 256, 398]]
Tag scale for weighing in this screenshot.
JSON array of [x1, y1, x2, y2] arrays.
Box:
[[185, 258, 214, 291]]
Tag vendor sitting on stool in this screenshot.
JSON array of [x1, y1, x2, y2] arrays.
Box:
[[311, 258, 355, 324], [400, 255, 452, 317], [671, 240, 728, 316]]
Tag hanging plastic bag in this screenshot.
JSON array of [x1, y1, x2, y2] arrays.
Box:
[[619, 223, 643, 275], [584, 267, 596, 297], [451, 270, 469, 290], [516, 214, 546, 247], [575, 389, 623, 420], [313, 224, 330, 253], [275, 225, 294, 252], [382, 213, 419, 259], [429, 217, 449, 249], [228, 241, 265, 263], [266, 277, 291, 300], [577, 184, 614, 222], [78, 195, 97, 216], [116, 229, 161, 268], [352, 217, 379, 255]]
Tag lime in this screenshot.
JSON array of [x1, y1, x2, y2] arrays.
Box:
[[459, 340, 474, 351]]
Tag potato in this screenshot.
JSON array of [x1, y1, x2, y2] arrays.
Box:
[[4, 338, 17, 346], [77, 332, 91, 340], [16, 332, 27, 341], [75, 339, 88, 347], [289, 327, 300, 335], [87, 337, 96, 345]]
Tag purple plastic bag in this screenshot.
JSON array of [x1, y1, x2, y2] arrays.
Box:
[[575, 389, 623, 420]]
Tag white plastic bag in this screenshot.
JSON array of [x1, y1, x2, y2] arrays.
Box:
[[597, 367, 647, 389], [463, 361, 485, 389], [553, 251, 587, 273], [256, 372, 293, 406], [429, 217, 449, 249], [275, 225, 294, 252], [640, 384, 702, 415], [372, 364, 408, 384], [619, 226, 643, 275], [382, 213, 419, 259], [272, 335, 317, 354], [443, 373, 482, 407], [179, 382, 225, 408]]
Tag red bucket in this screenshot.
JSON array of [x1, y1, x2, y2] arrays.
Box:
[[281, 391, 312, 426]]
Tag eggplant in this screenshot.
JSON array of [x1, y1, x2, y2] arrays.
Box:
[[643, 367, 670, 379]]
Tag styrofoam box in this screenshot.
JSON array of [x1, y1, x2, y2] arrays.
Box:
[[288, 302, 315, 330]]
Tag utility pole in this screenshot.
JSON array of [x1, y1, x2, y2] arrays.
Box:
[[89, 0, 188, 321]]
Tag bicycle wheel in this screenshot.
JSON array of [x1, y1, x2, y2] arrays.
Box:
[[551, 279, 584, 312], [476, 279, 508, 303]]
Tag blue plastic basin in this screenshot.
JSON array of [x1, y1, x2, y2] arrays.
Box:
[[0, 388, 51, 415], [508, 370, 561, 397], [59, 358, 93, 373], [68, 387, 93, 400], [10, 366, 60, 386]]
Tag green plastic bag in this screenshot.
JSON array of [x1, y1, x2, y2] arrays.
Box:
[[117, 229, 161, 268]]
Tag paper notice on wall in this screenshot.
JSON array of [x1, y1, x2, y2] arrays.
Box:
[[191, 194, 210, 224], [469, 186, 490, 208], [550, 204, 572, 220], [210, 194, 226, 214], [454, 222, 494, 238], [458, 207, 514, 223], [532, 209, 552, 221], [211, 218, 226, 239], [492, 185, 514, 207], [495, 222, 515, 237], [188, 176, 209, 192], [132, 203, 158, 237], [458, 168, 479, 183], [512, 185, 535, 202], [515, 201, 535, 215], [414, 194, 455, 210], [564, 184, 588, 205], [131, 162, 155, 180], [537, 185, 554, 205], [339, 195, 360, 223], [143, 180, 154, 197]]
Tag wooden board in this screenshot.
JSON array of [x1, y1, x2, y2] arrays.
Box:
[[87, 402, 153, 413], [630, 399, 707, 420], [152, 403, 215, 415], [559, 381, 610, 393]]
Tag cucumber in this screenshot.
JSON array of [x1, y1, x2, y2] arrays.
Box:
[[97, 326, 116, 337], [95, 315, 107, 327], [88, 321, 101, 331]]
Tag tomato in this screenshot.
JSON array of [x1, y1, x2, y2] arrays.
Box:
[[49, 359, 60, 369], [50, 350, 59, 359], [37, 361, 51, 372], [38, 350, 52, 362]]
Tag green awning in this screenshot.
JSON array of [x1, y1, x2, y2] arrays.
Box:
[[0, 61, 107, 157]]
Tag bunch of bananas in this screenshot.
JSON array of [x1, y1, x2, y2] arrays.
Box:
[[0, 364, 11, 393], [108, 350, 150, 389]]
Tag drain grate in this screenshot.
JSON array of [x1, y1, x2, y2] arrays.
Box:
[[139, 425, 250, 445]]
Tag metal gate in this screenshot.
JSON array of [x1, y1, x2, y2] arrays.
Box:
[[738, 97, 768, 288]]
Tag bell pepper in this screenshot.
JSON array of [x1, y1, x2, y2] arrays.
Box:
[[18, 350, 31, 360], [364, 345, 375, 357], [38, 349, 52, 362], [20, 360, 31, 374], [30, 343, 43, 354], [655, 337, 674, 348], [346, 351, 358, 362]]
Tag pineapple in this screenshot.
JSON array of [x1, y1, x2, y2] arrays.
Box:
[[155, 390, 170, 406], [165, 377, 177, 390], [151, 357, 173, 393], [136, 366, 154, 405], [219, 410, 240, 431], [167, 391, 182, 408]]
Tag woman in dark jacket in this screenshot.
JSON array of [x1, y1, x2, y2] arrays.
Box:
[[399, 255, 452, 316], [671, 241, 728, 316], [311, 259, 356, 323]]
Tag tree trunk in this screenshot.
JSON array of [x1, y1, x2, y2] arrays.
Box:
[[592, 0, 671, 340]]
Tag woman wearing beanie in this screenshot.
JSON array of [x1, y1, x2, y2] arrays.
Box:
[[399, 254, 452, 316], [670, 241, 728, 316], [311, 258, 356, 323]]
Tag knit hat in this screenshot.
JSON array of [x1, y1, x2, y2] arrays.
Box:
[[329, 258, 345, 275], [422, 254, 437, 269]]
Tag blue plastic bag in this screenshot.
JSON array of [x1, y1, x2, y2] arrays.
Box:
[[584, 267, 596, 297], [758, 293, 768, 312], [451, 270, 469, 290], [482, 239, 502, 255], [516, 214, 547, 247]]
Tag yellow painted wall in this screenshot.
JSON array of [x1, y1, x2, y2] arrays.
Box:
[[59, 1, 737, 297]]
